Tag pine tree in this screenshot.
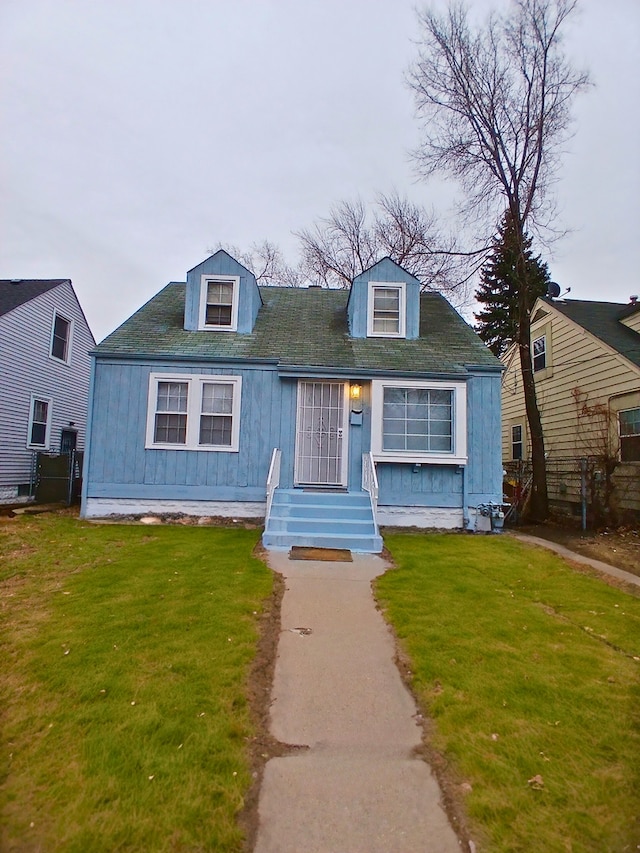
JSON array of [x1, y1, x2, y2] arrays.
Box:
[[475, 212, 551, 357]]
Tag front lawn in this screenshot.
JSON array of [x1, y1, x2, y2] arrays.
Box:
[[1, 513, 273, 852], [377, 533, 640, 853]]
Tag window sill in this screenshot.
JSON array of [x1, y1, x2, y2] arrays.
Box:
[[373, 452, 467, 465], [145, 444, 239, 453]]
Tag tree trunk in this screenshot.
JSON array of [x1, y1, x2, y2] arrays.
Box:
[[516, 242, 549, 521], [517, 340, 549, 520]]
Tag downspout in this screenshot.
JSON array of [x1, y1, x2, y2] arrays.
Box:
[[79, 354, 97, 518], [461, 464, 469, 529]]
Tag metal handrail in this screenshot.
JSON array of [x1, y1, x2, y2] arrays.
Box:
[[265, 448, 281, 521], [362, 451, 379, 531]]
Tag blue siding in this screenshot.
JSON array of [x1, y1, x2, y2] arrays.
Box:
[[377, 462, 463, 506], [347, 258, 421, 339], [84, 361, 502, 518], [184, 251, 261, 333], [85, 360, 296, 502], [466, 372, 503, 504]]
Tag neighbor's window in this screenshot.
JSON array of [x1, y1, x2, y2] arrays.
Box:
[[146, 374, 241, 451], [51, 312, 72, 362], [532, 335, 546, 371], [367, 282, 405, 337], [28, 397, 51, 448], [199, 276, 239, 330], [371, 379, 467, 463], [619, 407, 640, 462], [511, 424, 523, 460]]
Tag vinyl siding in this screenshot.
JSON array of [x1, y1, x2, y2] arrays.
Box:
[[501, 301, 640, 511], [0, 283, 94, 488], [620, 311, 640, 334]]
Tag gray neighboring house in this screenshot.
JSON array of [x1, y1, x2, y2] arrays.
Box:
[[0, 279, 95, 503]]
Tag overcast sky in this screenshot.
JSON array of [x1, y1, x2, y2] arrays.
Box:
[[1, 0, 639, 342]]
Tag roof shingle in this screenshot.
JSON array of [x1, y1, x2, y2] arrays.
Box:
[[0, 279, 67, 318], [95, 284, 500, 375], [546, 298, 640, 369]]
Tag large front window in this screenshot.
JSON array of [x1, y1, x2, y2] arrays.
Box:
[[382, 387, 452, 452], [371, 379, 467, 463], [619, 407, 640, 462], [146, 374, 241, 451]]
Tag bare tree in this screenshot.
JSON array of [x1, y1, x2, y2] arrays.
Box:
[[210, 239, 303, 286], [296, 192, 474, 304], [408, 0, 589, 520]]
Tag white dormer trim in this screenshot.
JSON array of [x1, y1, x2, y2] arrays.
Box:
[[367, 281, 406, 338], [198, 275, 240, 331]]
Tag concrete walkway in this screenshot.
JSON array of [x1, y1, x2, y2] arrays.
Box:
[[254, 551, 461, 853], [508, 532, 640, 588]]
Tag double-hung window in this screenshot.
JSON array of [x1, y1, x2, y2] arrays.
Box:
[[367, 282, 405, 337], [28, 396, 52, 448], [371, 379, 467, 464], [199, 276, 239, 330], [619, 407, 640, 462], [532, 334, 546, 371], [146, 374, 241, 451], [511, 424, 524, 460], [50, 312, 72, 363]]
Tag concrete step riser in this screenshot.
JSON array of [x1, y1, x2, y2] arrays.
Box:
[[271, 506, 374, 520], [262, 532, 383, 553], [266, 519, 377, 535], [273, 491, 370, 508]]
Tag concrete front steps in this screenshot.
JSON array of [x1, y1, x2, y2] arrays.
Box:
[[263, 488, 383, 553]]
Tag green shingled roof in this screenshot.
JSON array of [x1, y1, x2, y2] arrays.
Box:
[[547, 298, 640, 369], [95, 285, 499, 375]]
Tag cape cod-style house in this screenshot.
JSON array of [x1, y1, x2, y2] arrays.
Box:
[[0, 279, 95, 503], [81, 251, 502, 550]]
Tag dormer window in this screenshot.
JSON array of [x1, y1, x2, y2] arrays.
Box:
[[199, 275, 239, 331], [367, 282, 406, 337]]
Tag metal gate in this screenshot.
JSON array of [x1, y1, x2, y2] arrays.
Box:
[[34, 451, 84, 505], [294, 381, 348, 486]]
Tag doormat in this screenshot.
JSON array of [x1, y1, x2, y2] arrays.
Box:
[[289, 546, 353, 562]]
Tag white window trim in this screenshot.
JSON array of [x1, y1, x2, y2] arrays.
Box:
[[511, 423, 525, 461], [367, 281, 406, 338], [532, 333, 546, 372], [371, 378, 467, 464], [27, 395, 53, 449], [198, 275, 240, 331], [618, 406, 640, 462], [49, 310, 74, 364], [145, 373, 242, 452]]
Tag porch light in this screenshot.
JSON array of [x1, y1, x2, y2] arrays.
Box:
[[350, 383, 362, 402]]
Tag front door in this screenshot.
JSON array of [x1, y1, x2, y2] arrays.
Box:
[[295, 381, 348, 486]]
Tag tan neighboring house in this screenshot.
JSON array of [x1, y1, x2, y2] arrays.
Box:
[[501, 296, 640, 519]]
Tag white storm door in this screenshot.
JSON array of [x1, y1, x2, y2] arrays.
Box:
[[295, 381, 349, 486]]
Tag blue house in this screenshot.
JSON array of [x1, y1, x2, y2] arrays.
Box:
[[0, 279, 95, 503], [81, 252, 502, 551]]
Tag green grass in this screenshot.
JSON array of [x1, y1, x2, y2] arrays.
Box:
[[377, 533, 640, 853], [1, 513, 273, 852]]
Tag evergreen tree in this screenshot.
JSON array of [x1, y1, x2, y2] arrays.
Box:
[[475, 212, 551, 357]]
